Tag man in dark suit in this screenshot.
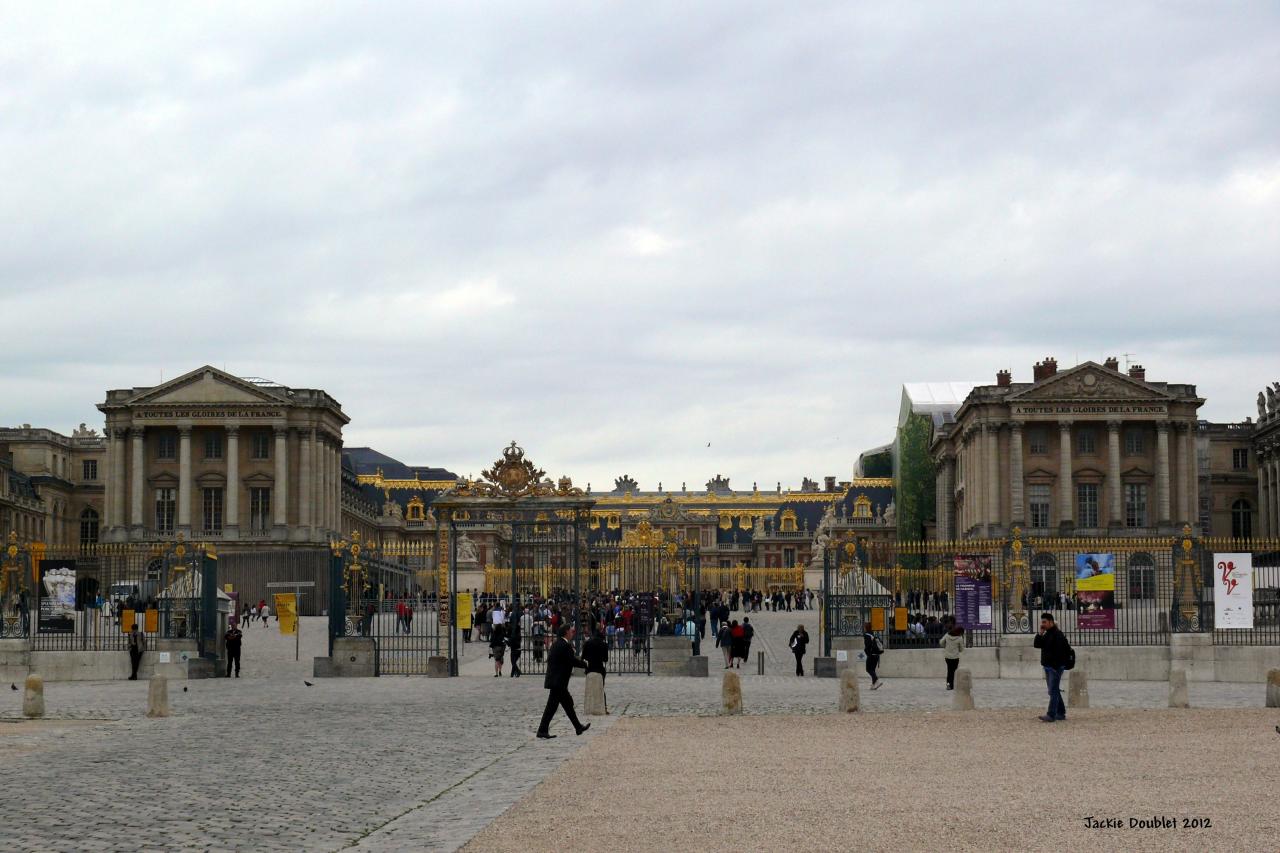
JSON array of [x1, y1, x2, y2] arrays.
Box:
[[536, 624, 591, 739]]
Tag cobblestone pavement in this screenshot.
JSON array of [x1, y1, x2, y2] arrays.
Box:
[[0, 615, 1273, 852]]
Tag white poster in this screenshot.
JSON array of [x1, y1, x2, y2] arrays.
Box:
[[1213, 553, 1253, 630]]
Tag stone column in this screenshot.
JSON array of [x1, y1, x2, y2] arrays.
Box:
[[1182, 417, 1192, 525], [1156, 422, 1171, 525], [225, 427, 239, 539], [273, 427, 288, 535], [944, 457, 956, 540], [103, 426, 116, 532], [1271, 456, 1280, 537], [177, 427, 192, 534], [1173, 424, 1188, 524], [934, 458, 945, 540], [1107, 420, 1122, 527], [986, 424, 1000, 534], [331, 443, 341, 533], [297, 429, 313, 541], [1058, 421, 1073, 528], [1009, 422, 1024, 525], [130, 428, 145, 535], [1259, 454, 1269, 538]]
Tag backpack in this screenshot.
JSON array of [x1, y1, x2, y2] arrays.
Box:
[[1064, 645, 1076, 671], [865, 633, 883, 656]]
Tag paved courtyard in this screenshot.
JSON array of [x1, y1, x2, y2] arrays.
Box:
[[0, 613, 1276, 851]]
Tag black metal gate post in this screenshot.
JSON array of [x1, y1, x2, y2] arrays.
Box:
[[449, 521, 459, 676], [327, 547, 346, 656], [200, 549, 218, 659]]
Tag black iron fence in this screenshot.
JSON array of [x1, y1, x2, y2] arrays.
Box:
[[0, 537, 218, 654], [823, 528, 1280, 654]]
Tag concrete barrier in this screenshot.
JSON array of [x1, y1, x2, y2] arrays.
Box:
[[839, 669, 860, 713], [688, 656, 709, 678], [1068, 669, 1090, 709], [813, 657, 836, 678], [147, 675, 171, 718], [585, 672, 607, 715], [721, 670, 742, 715], [313, 637, 376, 678], [953, 669, 975, 711], [22, 673, 44, 719], [1266, 669, 1280, 708], [1169, 669, 1189, 709], [652, 637, 693, 676]]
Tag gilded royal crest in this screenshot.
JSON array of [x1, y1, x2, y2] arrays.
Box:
[[450, 442, 584, 499]]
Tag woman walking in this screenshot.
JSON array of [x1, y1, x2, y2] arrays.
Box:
[[940, 623, 965, 690], [489, 621, 507, 677], [863, 621, 884, 689], [716, 621, 733, 669]]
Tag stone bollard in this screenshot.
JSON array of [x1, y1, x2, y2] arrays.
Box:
[[147, 675, 171, 718], [1266, 669, 1280, 709], [839, 669, 860, 713], [22, 674, 44, 719], [757, 651, 765, 675], [952, 669, 975, 711], [584, 672, 607, 716], [425, 656, 449, 678], [1168, 669, 1189, 709], [721, 670, 743, 715], [1068, 669, 1090, 709]]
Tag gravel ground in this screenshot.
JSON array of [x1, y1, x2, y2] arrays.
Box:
[[463, 709, 1280, 853]]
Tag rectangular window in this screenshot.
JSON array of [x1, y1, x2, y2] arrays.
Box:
[[204, 432, 223, 460], [157, 432, 176, 461], [250, 487, 271, 532], [1028, 485, 1051, 528], [1076, 429, 1096, 455], [202, 487, 224, 533], [82, 459, 98, 481], [1124, 483, 1148, 528], [1028, 428, 1048, 455], [1124, 428, 1144, 455], [155, 488, 175, 534], [783, 548, 796, 568], [1076, 483, 1099, 528], [1232, 448, 1249, 471], [251, 432, 271, 460]]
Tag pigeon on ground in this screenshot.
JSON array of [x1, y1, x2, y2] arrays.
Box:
[[303, 681, 314, 687], [182, 687, 188, 693], [9, 684, 16, 691], [1275, 725, 1279, 735]]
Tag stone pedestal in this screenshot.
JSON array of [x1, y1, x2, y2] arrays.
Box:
[[721, 670, 742, 715], [22, 674, 44, 719], [147, 675, 171, 718], [585, 672, 607, 715], [839, 669, 860, 713], [688, 656, 709, 678], [1068, 669, 1090, 708], [1168, 669, 1189, 709], [1267, 669, 1280, 708], [426, 656, 450, 678], [813, 657, 837, 678], [313, 637, 376, 678], [651, 636, 693, 676], [953, 669, 975, 711]]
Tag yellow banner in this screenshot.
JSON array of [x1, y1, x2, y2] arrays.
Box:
[[894, 607, 907, 631], [224, 583, 234, 593], [121, 609, 135, 633], [274, 593, 298, 635], [144, 608, 159, 634], [456, 593, 473, 630], [871, 608, 886, 631]]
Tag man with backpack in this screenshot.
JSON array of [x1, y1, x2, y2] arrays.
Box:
[[863, 621, 884, 689], [1033, 612, 1073, 722]]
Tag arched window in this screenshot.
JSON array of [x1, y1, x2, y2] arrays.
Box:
[[1128, 552, 1156, 600], [79, 507, 99, 545], [1031, 553, 1058, 603], [852, 495, 872, 519], [780, 509, 798, 532], [1231, 499, 1252, 540], [406, 497, 424, 521]]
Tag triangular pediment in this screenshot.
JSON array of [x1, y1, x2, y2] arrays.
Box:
[[1009, 362, 1173, 402], [127, 366, 286, 406]]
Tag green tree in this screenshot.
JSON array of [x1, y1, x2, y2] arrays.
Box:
[[896, 413, 937, 547]]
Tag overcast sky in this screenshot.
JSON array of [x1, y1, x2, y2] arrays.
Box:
[[1, 2, 1277, 490]]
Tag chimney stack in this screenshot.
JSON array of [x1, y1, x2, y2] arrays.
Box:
[[996, 369, 1012, 387], [1103, 356, 1119, 371], [1128, 364, 1145, 381], [824, 475, 836, 492], [1032, 357, 1058, 382]]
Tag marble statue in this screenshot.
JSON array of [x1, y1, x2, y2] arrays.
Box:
[[1268, 385, 1278, 416], [1261, 391, 1269, 420], [883, 500, 897, 525], [457, 534, 479, 566]]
